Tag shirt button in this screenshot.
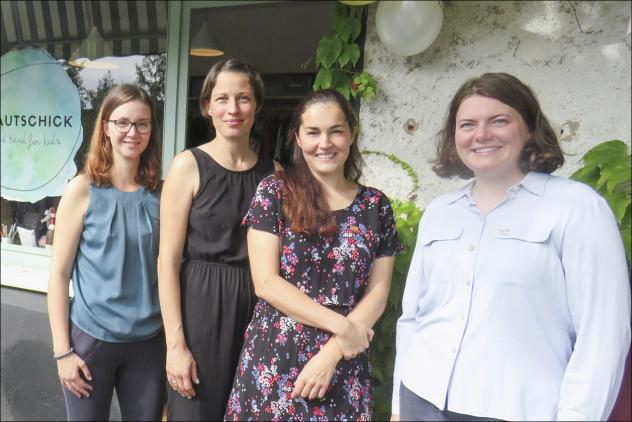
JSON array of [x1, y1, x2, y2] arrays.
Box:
[[452, 346, 457, 353], [465, 280, 471, 286], [467, 244, 475, 252], [460, 313, 465, 320]]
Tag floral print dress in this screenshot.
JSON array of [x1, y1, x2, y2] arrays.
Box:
[[225, 175, 402, 421]]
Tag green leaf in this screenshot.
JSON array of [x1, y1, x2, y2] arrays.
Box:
[[338, 48, 351, 68], [348, 43, 361, 67], [316, 37, 342, 69], [621, 226, 631, 265], [350, 16, 362, 41], [362, 86, 375, 101], [571, 139, 631, 275], [335, 85, 351, 100], [372, 360, 384, 383], [582, 140, 629, 169], [603, 191, 630, 225], [331, 69, 350, 88], [570, 165, 600, 187], [595, 162, 630, 193], [620, 206, 631, 229], [602, 163, 631, 193], [313, 68, 332, 90], [335, 17, 354, 43]]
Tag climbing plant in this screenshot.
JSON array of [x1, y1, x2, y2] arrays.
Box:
[[570, 140, 631, 269], [359, 149, 423, 419], [370, 198, 422, 420], [362, 149, 420, 199], [311, 3, 377, 101]]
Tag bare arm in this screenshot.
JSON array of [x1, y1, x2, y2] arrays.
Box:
[[247, 227, 370, 355], [292, 255, 396, 399], [157, 151, 199, 398], [346, 256, 395, 329], [47, 175, 92, 398]]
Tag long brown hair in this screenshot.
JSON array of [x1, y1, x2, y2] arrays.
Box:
[[433, 72, 564, 179], [279, 89, 363, 236], [83, 84, 162, 191]]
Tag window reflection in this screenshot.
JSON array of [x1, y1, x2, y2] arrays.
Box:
[[1, 0, 167, 249]]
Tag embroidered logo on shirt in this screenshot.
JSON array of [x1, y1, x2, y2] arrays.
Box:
[[498, 228, 511, 237]]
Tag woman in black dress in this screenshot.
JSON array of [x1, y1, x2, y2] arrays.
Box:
[[158, 59, 279, 420], [225, 89, 402, 420]]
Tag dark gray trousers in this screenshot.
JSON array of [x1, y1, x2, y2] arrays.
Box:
[[62, 323, 166, 421], [400, 383, 505, 421]]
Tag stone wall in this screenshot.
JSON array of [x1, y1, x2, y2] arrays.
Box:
[[358, 1, 631, 208]]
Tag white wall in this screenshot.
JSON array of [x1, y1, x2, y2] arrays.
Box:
[[358, 1, 631, 208]]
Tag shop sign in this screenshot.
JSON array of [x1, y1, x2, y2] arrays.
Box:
[[1, 47, 82, 203]]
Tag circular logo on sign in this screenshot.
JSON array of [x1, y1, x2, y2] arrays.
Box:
[[1, 47, 83, 202]]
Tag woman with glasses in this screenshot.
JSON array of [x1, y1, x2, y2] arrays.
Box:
[[47, 84, 165, 421], [158, 59, 279, 420]]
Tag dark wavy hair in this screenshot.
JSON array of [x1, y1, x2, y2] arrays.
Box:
[[279, 89, 363, 236], [433, 72, 564, 179], [83, 84, 161, 191]]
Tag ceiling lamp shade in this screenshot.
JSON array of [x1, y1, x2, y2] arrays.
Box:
[[68, 26, 118, 68], [190, 21, 224, 57]]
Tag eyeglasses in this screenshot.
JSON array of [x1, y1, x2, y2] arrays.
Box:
[[106, 119, 152, 134]]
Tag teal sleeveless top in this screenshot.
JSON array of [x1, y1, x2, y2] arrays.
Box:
[[69, 184, 162, 342]]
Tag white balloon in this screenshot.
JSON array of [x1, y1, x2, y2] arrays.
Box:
[[376, 0, 444, 56]]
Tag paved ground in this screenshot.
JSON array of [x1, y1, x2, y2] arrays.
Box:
[[1, 286, 121, 421], [1, 286, 629, 421]]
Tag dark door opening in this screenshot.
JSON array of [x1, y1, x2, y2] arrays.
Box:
[[184, 2, 335, 167]]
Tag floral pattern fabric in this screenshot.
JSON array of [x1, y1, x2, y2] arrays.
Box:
[[225, 175, 402, 421]]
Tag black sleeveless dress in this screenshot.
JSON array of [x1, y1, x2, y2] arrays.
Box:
[[167, 147, 274, 421]]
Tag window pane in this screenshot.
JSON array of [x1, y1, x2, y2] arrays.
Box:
[[1, 1, 167, 248]]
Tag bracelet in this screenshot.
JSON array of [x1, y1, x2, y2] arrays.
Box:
[[53, 347, 74, 360]]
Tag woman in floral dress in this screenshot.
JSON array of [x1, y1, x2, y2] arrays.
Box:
[[225, 89, 402, 421]]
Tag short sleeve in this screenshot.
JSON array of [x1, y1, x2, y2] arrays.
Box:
[[375, 191, 404, 258], [242, 175, 282, 235]]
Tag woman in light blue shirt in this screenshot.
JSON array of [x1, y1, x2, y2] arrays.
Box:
[[48, 84, 165, 421], [392, 73, 630, 421]]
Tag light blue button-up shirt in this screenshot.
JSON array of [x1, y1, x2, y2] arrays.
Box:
[[392, 172, 630, 421]]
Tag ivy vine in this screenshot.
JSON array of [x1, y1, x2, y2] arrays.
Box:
[[310, 3, 377, 101], [362, 149, 420, 199], [370, 198, 422, 420]]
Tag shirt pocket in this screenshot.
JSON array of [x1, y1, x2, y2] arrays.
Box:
[[420, 226, 463, 284], [491, 225, 555, 289]]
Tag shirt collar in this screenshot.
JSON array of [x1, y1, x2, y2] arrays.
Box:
[[446, 179, 475, 204], [518, 172, 548, 196], [445, 172, 549, 205]]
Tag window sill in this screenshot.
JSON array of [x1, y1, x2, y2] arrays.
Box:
[[1, 243, 52, 293]]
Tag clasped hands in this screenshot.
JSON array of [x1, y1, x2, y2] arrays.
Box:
[[291, 319, 373, 400], [165, 319, 372, 402]]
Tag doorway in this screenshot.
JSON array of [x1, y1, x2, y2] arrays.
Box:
[[184, 1, 336, 167]]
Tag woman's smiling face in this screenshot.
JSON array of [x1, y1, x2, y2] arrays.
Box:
[[296, 101, 355, 179], [455, 94, 531, 180]]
